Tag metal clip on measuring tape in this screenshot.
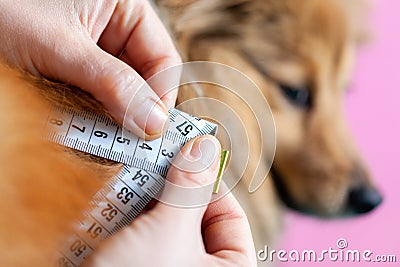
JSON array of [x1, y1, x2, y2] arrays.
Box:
[[45, 107, 218, 267]]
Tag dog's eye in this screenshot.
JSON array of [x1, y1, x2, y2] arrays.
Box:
[[279, 84, 311, 108]]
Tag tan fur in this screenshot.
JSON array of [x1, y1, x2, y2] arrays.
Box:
[[155, 0, 375, 249], [0, 65, 121, 266]]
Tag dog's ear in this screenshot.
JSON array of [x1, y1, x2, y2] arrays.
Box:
[[0, 63, 111, 267], [338, 0, 372, 45]]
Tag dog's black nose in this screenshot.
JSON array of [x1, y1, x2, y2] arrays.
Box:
[[348, 187, 382, 214]]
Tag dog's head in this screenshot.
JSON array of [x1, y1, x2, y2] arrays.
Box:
[[159, 0, 382, 217], [240, 0, 382, 217]]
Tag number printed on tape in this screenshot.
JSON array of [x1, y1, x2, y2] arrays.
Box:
[[47, 107, 218, 267]]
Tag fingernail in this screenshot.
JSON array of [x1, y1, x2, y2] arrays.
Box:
[[162, 95, 177, 110], [189, 136, 220, 170], [133, 98, 169, 137]]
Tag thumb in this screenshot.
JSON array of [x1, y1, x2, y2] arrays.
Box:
[[48, 36, 169, 140], [152, 135, 221, 225]]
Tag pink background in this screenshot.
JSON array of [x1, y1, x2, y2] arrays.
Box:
[[279, 0, 400, 266]]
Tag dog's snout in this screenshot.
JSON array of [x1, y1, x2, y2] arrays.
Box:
[[348, 186, 382, 214]]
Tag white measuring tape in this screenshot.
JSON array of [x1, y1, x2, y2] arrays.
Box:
[[44, 106, 218, 267]]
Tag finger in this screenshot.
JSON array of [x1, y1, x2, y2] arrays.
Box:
[[202, 186, 257, 266], [150, 135, 221, 227], [45, 34, 169, 140], [98, 0, 182, 109]]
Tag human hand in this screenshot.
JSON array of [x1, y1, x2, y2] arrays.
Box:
[[0, 0, 181, 139], [82, 135, 256, 267]]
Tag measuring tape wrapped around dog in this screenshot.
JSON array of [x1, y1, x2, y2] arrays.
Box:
[[44, 107, 219, 267]]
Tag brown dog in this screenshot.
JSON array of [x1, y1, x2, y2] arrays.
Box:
[[0, 0, 382, 266], [155, 0, 382, 248]]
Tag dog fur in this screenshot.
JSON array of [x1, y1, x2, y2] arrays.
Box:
[[0, 65, 124, 266], [0, 0, 380, 266], [155, 0, 380, 249]]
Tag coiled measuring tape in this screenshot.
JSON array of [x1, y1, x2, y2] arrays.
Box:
[[44, 107, 218, 267]]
